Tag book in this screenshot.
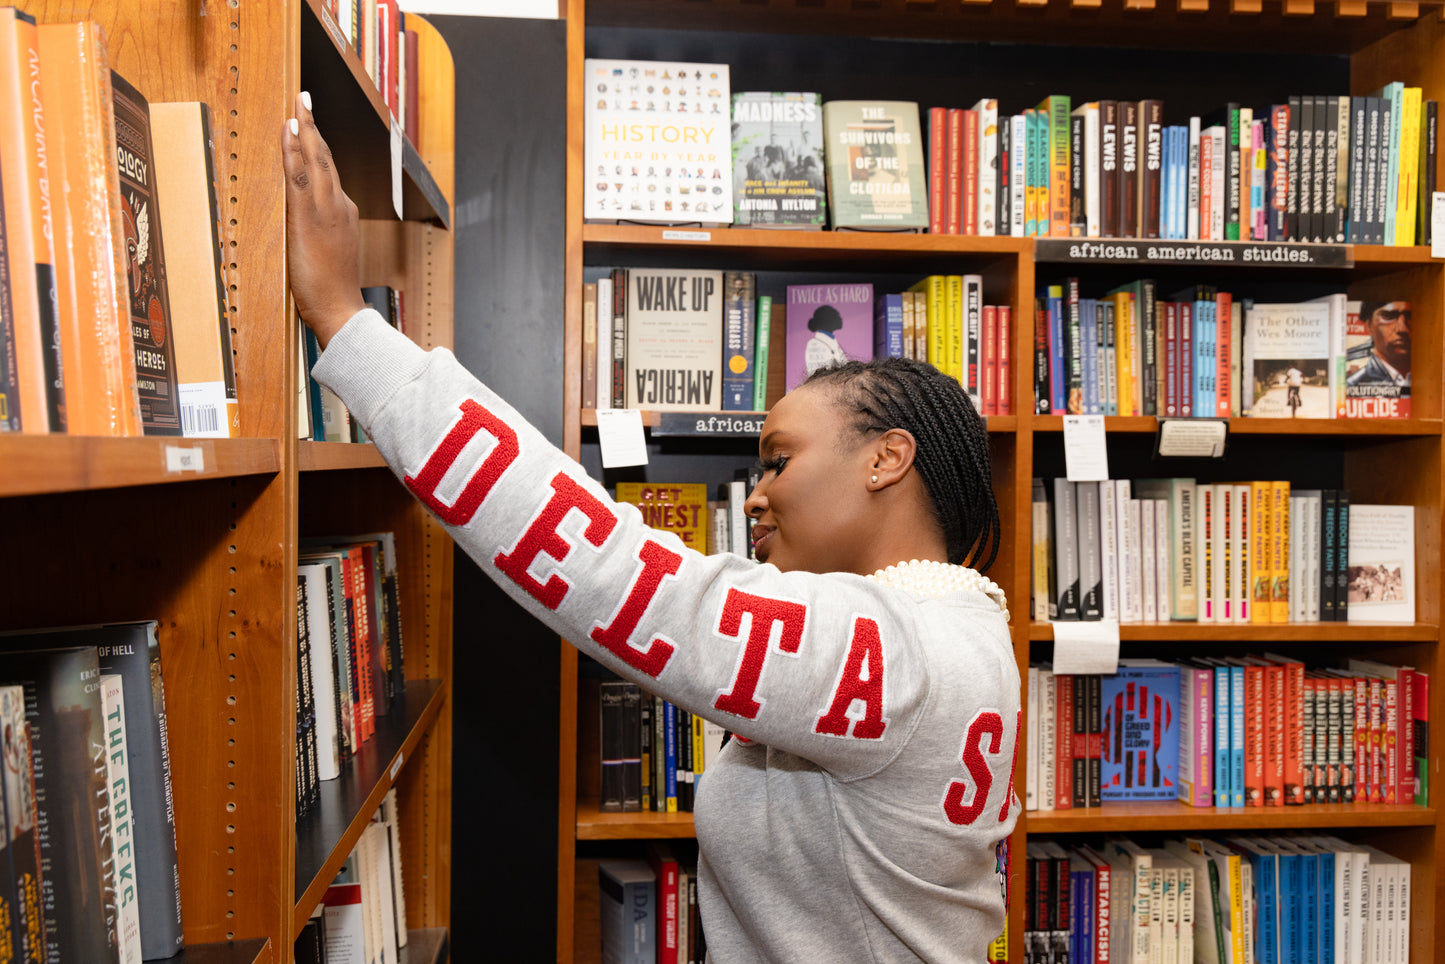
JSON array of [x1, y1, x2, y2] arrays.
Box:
[[616, 482, 710, 555], [599, 679, 642, 812], [100, 675, 143, 964], [0, 682, 40, 964], [150, 101, 238, 438], [730, 91, 826, 228], [784, 281, 873, 392], [583, 59, 733, 225], [821, 100, 929, 230], [1343, 298, 1410, 418], [645, 841, 680, 964], [36, 20, 142, 438], [1346, 504, 1415, 623], [1242, 301, 1336, 419], [720, 271, 757, 411], [625, 268, 724, 411], [582, 282, 598, 409], [1102, 661, 1180, 802], [598, 859, 655, 964], [111, 70, 183, 436]]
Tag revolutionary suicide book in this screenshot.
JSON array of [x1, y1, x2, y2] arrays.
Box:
[[584, 59, 733, 225], [784, 282, 874, 393], [1102, 660, 1180, 801], [625, 268, 724, 411], [111, 71, 182, 435], [731, 91, 826, 228], [1343, 298, 1411, 418], [822, 101, 928, 230]]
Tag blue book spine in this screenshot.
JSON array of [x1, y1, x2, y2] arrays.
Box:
[[1298, 850, 1317, 964], [1254, 852, 1279, 964], [1214, 665, 1231, 807], [1081, 299, 1099, 415], [1230, 664, 1245, 807], [1279, 851, 1300, 964], [1317, 849, 1335, 964], [874, 293, 905, 360], [1048, 289, 1066, 414], [663, 700, 678, 811], [1080, 868, 1094, 961], [1207, 298, 1218, 416], [1175, 127, 1189, 238]]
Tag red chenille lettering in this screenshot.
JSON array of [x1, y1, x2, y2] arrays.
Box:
[[942, 710, 1004, 826], [998, 710, 1021, 822], [495, 472, 616, 610], [404, 398, 520, 526], [712, 589, 807, 720], [590, 539, 683, 678], [814, 616, 888, 740]]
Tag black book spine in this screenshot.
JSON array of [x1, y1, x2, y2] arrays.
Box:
[[1334, 491, 1350, 620], [1348, 98, 1367, 243], [998, 113, 1011, 237], [1422, 100, 1438, 246], [1312, 94, 1329, 242], [1286, 95, 1303, 241], [598, 680, 626, 813], [1070, 112, 1086, 236], [1320, 489, 1337, 622]]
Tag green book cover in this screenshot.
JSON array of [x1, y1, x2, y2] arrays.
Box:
[[822, 100, 928, 230]]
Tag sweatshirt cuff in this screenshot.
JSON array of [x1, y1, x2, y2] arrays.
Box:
[[310, 307, 431, 428]]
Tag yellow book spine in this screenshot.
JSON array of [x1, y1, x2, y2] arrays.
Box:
[[910, 276, 946, 372], [1271, 480, 1291, 623], [947, 275, 964, 384], [1397, 87, 1422, 245], [1251, 480, 1272, 623], [1112, 292, 1134, 417], [1227, 854, 1246, 964]]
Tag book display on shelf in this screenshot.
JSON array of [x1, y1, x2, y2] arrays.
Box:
[[0, 2, 454, 960], [730, 91, 826, 229]]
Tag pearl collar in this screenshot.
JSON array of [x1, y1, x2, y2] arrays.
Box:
[[866, 558, 1010, 618]]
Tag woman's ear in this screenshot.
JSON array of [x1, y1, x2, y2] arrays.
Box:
[[868, 428, 917, 490]]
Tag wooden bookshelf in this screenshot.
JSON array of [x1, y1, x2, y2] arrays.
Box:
[[0, 2, 457, 960], [557, 1, 1445, 962]]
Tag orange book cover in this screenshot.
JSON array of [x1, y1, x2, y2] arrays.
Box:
[[928, 107, 946, 235], [616, 483, 710, 556], [38, 20, 141, 437], [1270, 480, 1291, 622], [1249, 480, 1273, 623], [1241, 661, 1265, 805], [0, 9, 62, 432], [1264, 654, 1306, 805]]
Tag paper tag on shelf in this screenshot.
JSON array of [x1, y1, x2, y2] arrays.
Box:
[[164, 444, 206, 474], [662, 230, 710, 242], [1433, 192, 1445, 259], [1156, 418, 1229, 458], [1052, 620, 1121, 675], [391, 119, 404, 220], [596, 409, 648, 468], [1063, 415, 1109, 481], [390, 753, 404, 781]]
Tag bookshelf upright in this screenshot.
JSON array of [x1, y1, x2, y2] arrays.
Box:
[[0, 2, 455, 960], [558, 0, 1445, 961]]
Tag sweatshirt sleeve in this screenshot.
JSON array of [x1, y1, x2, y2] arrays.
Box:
[[312, 309, 1012, 779]]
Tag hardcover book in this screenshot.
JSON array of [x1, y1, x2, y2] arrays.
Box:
[[599, 860, 656, 964], [583, 59, 733, 225], [731, 91, 826, 228], [100, 675, 142, 964], [625, 268, 724, 411], [784, 282, 873, 392], [0, 683, 41, 964], [616, 482, 710, 555], [1346, 504, 1415, 623], [821, 101, 928, 230], [1242, 301, 1335, 419], [112, 70, 182, 435], [1102, 661, 1180, 801], [1343, 299, 1410, 418], [721, 271, 757, 411]]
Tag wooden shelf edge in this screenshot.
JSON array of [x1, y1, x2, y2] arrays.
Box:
[[297, 440, 390, 472], [292, 679, 447, 937], [578, 410, 1018, 433], [1029, 620, 1439, 641], [1030, 415, 1442, 435], [582, 221, 1033, 256], [1026, 802, 1435, 833], [167, 937, 270, 964], [0, 436, 281, 497], [576, 798, 699, 840]]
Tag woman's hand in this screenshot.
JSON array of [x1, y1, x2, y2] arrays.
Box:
[[282, 91, 366, 349]]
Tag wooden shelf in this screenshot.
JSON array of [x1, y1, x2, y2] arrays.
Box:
[[297, 440, 389, 472], [1351, 244, 1442, 264], [576, 799, 699, 840], [1027, 801, 1436, 834], [0, 435, 280, 497], [167, 939, 270, 964], [1030, 415, 1443, 435], [1029, 620, 1440, 641], [300, 0, 450, 226], [293, 678, 446, 937]]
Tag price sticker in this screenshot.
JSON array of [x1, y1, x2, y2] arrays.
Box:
[[596, 409, 648, 468], [1063, 415, 1109, 481], [1051, 620, 1121, 675]]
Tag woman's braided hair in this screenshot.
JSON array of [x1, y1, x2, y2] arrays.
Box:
[[803, 356, 1001, 573]]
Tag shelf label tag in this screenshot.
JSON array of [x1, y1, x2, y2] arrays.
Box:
[[390, 752, 404, 781], [653, 412, 766, 438], [1433, 192, 1445, 259], [662, 230, 711, 242], [1156, 418, 1229, 459], [596, 409, 648, 468], [164, 444, 206, 474], [391, 119, 404, 220], [1052, 619, 1120, 675], [1063, 415, 1109, 481]]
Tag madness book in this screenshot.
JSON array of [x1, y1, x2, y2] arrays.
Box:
[[822, 101, 929, 230], [731, 91, 826, 228], [584, 59, 732, 225]]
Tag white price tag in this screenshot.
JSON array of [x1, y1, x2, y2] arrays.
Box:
[[1156, 418, 1228, 458], [389, 752, 404, 781], [164, 444, 206, 474], [1063, 415, 1109, 481], [662, 230, 711, 242], [596, 409, 649, 468], [391, 119, 404, 220], [1432, 192, 1445, 259], [1051, 619, 1121, 675]]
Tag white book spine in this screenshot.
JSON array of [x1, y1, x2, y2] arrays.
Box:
[[1085, 103, 1101, 237], [1026, 666, 1039, 810], [1233, 484, 1251, 623], [382, 788, 409, 950], [302, 566, 342, 782], [1115, 479, 1138, 622], [1155, 498, 1172, 623], [1100, 480, 1119, 620], [1142, 498, 1158, 622], [102, 675, 144, 964], [1039, 670, 1056, 811], [1220, 485, 1236, 622], [1289, 495, 1305, 622], [976, 98, 998, 236], [1010, 114, 1028, 237], [1307, 495, 1322, 622], [1211, 484, 1228, 623], [1126, 495, 1145, 623], [1188, 116, 1201, 240], [595, 276, 613, 411], [1199, 485, 1216, 623], [1210, 128, 1227, 239]]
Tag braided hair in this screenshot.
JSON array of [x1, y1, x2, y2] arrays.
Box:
[[802, 356, 1001, 573]]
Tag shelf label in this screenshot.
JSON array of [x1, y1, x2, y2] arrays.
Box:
[[164, 444, 206, 474], [390, 752, 404, 782], [1063, 415, 1109, 481], [318, 4, 348, 51], [1433, 192, 1445, 259], [1052, 620, 1121, 675], [1156, 418, 1230, 459], [653, 412, 766, 438], [661, 230, 711, 242], [1035, 238, 1353, 268], [391, 119, 404, 220], [596, 409, 648, 468]]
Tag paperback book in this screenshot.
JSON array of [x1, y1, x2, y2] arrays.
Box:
[[1242, 301, 1336, 418], [1343, 298, 1411, 418], [784, 282, 874, 392]]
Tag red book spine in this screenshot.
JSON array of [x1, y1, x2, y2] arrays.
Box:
[[1282, 660, 1304, 804], [647, 845, 679, 964], [1055, 672, 1074, 809], [997, 305, 1012, 416], [962, 109, 979, 235], [946, 108, 963, 235], [1264, 664, 1285, 805], [1200, 140, 1214, 240], [1382, 678, 1398, 804], [1215, 290, 1233, 416], [981, 305, 998, 416], [1244, 664, 1265, 805], [929, 107, 947, 235], [1396, 667, 1414, 804], [1412, 671, 1428, 804], [1353, 676, 1369, 802], [1367, 677, 1384, 803]]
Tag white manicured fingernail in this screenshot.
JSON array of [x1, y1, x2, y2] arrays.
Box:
[[301, 90, 312, 111], [289, 118, 299, 136]]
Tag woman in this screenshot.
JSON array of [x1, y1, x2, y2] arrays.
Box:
[[284, 92, 1020, 963]]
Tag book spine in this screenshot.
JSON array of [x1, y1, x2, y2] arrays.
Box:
[[997, 305, 1012, 416], [1056, 672, 1075, 809], [720, 271, 755, 411], [753, 294, 772, 411], [1140, 100, 1163, 239], [1214, 665, 1231, 807], [1225, 103, 1241, 239], [611, 267, 627, 409], [929, 106, 946, 235], [1119, 100, 1139, 237], [947, 108, 963, 236], [978, 98, 998, 236], [962, 109, 977, 235]]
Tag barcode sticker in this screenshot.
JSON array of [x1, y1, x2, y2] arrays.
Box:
[[180, 403, 220, 437], [389, 753, 404, 781], [164, 445, 206, 474]]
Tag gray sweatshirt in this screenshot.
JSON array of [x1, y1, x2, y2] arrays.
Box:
[[314, 310, 1022, 963]]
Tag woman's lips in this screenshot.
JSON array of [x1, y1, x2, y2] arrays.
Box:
[[751, 524, 775, 561]]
